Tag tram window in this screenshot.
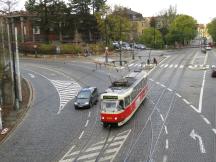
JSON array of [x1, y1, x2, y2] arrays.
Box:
[[125, 96, 130, 106], [119, 100, 124, 109]]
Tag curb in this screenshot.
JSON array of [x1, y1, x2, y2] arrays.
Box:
[[0, 77, 34, 144]]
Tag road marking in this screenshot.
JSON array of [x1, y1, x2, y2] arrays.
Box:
[[164, 64, 168, 68], [163, 155, 168, 162], [212, 128, 216, 134], [160, 114, 164, 121], [128, 63, 134, 67], [149, 78, 153, 81], [212, 65, 216, 68], [190, 129, 206, 153], [88, 112, 91, 117], [201, 115, 211, 125], [167, 88, 172, 92], [156, 82, 160, 85], [174, 64, 178, 68], [176, 93, 182, 98], [204, 51, 209, 65], [160, 64, 165, 67], [165, 139, 169, 149], [169, 64, 173, 68], [164, 125, 168, 134], [79, 131, 84, 139], [183, 99, 190, 105], [191, 51, 199, 65], [190, 105, 200, 113], [28, 73, 35, 78], [180, 65, 184, 68], [161, 84, 166, 88], [198, 71, 207, 113], [85, 120, 89, 127]]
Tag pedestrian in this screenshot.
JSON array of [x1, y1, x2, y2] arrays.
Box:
[[147, 59, 150, 64], [153, 57, 157, 65]]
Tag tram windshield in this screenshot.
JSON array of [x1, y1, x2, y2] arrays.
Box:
[[101, 100, 124, 112]]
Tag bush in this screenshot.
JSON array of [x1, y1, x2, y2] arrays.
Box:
[[19, 42, 83, 55]]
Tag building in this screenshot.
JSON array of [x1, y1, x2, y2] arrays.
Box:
[[122, 8, 150, 40]]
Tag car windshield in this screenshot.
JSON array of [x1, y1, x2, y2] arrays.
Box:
[[77, 91, 91, 99]]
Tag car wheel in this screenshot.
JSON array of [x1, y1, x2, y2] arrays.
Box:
[[89, 102, 93, 108]]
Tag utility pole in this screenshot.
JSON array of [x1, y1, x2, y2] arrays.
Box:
[[105, 17, 108, 63], [9, 18, 19, 110], [120, 18, 122, 66]]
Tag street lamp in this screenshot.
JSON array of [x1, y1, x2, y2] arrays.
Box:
[[103, 15, 108, 63], [119, 40, 122, 66]]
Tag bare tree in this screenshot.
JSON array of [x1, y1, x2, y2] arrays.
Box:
[[0, 0, 18, 13]]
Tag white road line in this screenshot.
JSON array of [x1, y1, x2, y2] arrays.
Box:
[[167, 88, 172, 92], [85, 145, 103, 152], [160, 64, 165, 67], [85, 120, 89, 127], [201, 115, 211, 125], [180, 65, 184, 68], [164, 64, 168, 68], [165, 139, 169, 149], [156, 82, 160, 85], [163, 155, 168, 162], [176, 93, 182, 98], [183, 99, 190, 105], [191, 51, 199, 65], [161, 84, 166, 88], [98, 155, 113, 162], [212, 65, 216, 68], [104, 147, 119, 154], [88, 112, 91, 117], [204, 51, 209, 65], [128, 63, 134, 67], [78, 152, 99, 160], [174, 64, 178, 68], [164, 125, 168, 134], [160, 114, 164, 121], [212, 128, 216, 134], [149, 78, 153, 81], [194, 65, 198, 68], [28, 73, 35, 78], [79, 131, 84, 139], [169, 64, 173, 68], [198, 71, 207, 113]]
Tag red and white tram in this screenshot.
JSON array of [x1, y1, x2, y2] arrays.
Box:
[[100, 70, 149, 127]]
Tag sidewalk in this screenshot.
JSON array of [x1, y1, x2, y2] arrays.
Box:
[[0, 78, 32, 143]]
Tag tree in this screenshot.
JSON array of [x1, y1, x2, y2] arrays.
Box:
[[138, 28, 164, 48], [155, 5, 177, 43], [92, 0, 107, 14], [0, 0, 18, 13], [207, 18, 216, 42], [25, 0, 68, 42], [166, 14, 197, 45], [69, 0, 91, 15]]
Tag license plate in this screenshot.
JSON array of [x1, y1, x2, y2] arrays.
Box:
[[107, 117, 112, 120]]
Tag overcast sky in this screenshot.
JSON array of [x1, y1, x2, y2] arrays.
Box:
[[17, 0, 215, 24]]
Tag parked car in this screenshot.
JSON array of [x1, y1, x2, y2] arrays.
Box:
[[205, 45, 212, 50], [74, 87, 98, 109], [212, 67, 216, 78], [135, 44, 146, 50]]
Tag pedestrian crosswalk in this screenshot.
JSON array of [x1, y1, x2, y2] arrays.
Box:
[[114, 63, 216, 71], [59, 129, 131, 162], [50, 80, 81, 112]]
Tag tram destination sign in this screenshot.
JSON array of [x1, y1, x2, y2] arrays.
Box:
[[103, 96, 118, 100]]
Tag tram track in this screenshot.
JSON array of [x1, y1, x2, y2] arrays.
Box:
[[123, 49, 197, 161]]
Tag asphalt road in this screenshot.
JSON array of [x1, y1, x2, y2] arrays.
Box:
[[0, 48, 215, 162]]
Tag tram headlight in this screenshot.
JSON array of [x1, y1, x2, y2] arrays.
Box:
[[102, 116, 105, 120], [114, 117, 118, 120]]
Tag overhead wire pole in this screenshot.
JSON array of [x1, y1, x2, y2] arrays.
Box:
[[105, 16, 108, 63], [9, 17, 19, 110], [120, 17, 122, 66]]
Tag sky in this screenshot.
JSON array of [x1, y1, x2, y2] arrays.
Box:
[[17, 0, 215, 24]]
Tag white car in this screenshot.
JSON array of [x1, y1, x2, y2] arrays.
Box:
[[205, 46, 212, 50]]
